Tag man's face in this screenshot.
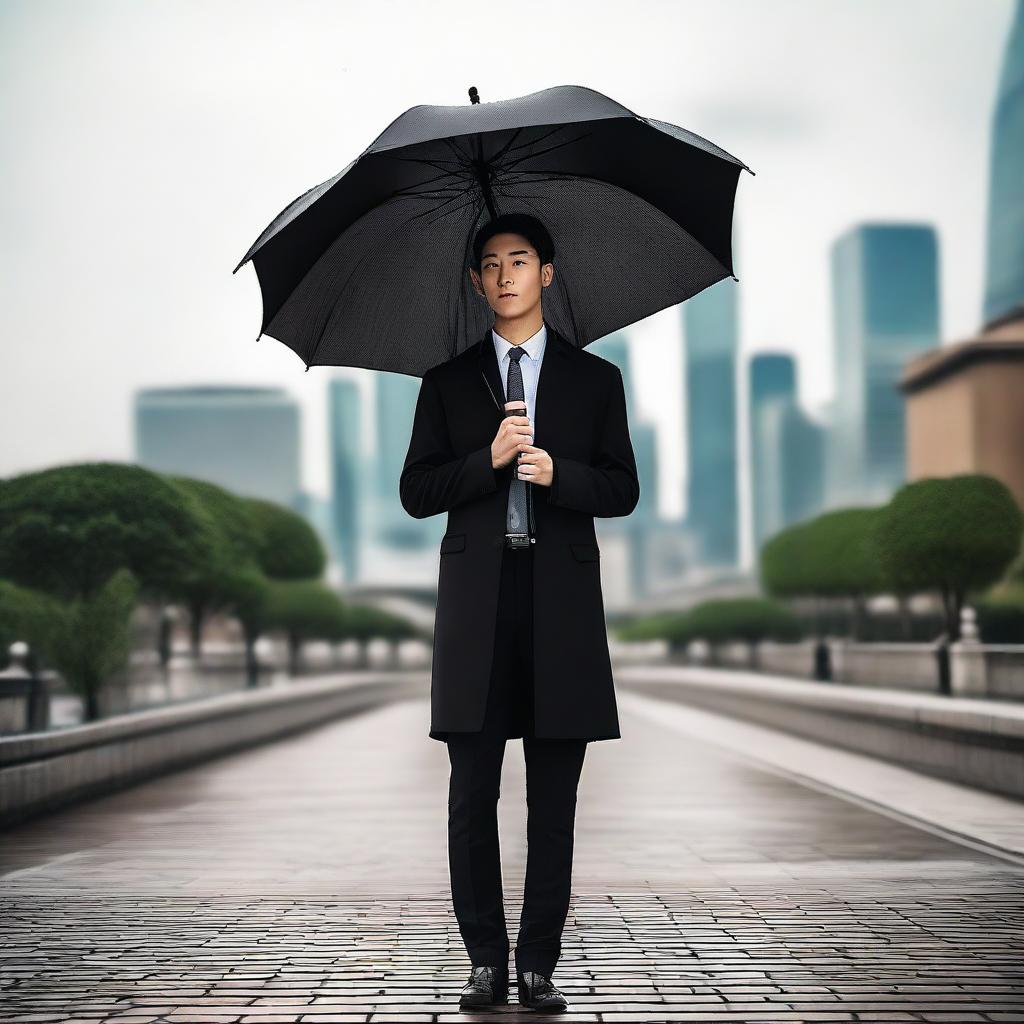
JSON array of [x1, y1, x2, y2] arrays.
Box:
[[470, 231, 553, 317]]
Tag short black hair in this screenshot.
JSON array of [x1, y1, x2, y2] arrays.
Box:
[[472, 213, 555, 270]]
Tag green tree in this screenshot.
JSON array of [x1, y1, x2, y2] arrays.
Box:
[[874, 474, 1024, 641], [164, 476, 264, 658], [225, 566, 274, 687], [265, 579, 347, 676], [0, 462, 217, 601], [686, 596, 802, 664], [761, 508, 887, 639], [42, 569, 140, 721], [760, 521, 820, 601], [0, 463, 218, 719], [218, 497, 330, 684], [243, 497, 327, 580], [814, 508, 888, 639], [0, 578, 62, 674], [343, 604, 417, 667], [614, 612, 698, 656]]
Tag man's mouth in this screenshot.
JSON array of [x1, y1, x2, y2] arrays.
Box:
[[499, 293, 517, 299]]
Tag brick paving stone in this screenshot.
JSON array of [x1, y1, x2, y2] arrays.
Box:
[[0, 695, 1022, 1022]]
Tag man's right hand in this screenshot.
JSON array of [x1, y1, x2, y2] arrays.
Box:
[[492, 410, 533, 470]]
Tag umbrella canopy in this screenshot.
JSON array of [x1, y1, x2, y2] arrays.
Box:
[[234, 84, 753, 376]]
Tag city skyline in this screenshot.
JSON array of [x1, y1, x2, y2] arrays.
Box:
[[0, 0, 1014, 573]]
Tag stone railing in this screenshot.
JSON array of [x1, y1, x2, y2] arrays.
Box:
[[662, 637, 1024, 700], [0, 670, 428, 827], [618, 664, 1024, 799]]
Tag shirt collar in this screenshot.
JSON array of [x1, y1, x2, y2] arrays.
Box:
[[492, 321, 547, 364]]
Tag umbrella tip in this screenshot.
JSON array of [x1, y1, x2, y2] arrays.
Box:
[[468, 86, 480, 104]]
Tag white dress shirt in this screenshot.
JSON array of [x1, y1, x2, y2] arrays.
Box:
[[491, 321, 547, 432]]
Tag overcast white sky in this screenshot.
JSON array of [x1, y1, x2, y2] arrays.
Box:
[[0, 0, 1014, 551]]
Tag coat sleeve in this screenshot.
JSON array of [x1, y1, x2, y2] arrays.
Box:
[[400, 369, 499, 520], [547, 365, 640, 518]]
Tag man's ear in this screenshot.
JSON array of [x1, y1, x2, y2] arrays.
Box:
[[468, 267, 485, 296], [542, 263, 555, 288]]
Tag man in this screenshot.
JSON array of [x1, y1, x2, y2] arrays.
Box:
[[400, 212, 639, 1013]]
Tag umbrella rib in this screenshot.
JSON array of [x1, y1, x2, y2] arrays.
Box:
[[495, 124, 565, 158], [306, 191, 482, 370], [500, 129, 596, 170], [382, 153, 471, 175], [386, 168, 464, 193], [443, 136, 475, 165], [499, 170, 590, 187], [487, 127, 526, 165], [390, 185, 467, 201], [409, 194, 482, 227]]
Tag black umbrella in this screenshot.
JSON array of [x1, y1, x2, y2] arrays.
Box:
[[233, 84, 753, 376]]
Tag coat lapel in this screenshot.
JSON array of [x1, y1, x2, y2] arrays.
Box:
[[478, 327, 505, 416]]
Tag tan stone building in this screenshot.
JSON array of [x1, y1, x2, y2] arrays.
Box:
[[898, 314, 1024, 509]]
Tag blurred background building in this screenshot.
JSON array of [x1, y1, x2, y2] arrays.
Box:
[[825, 224, 940, 508], [902, 0, 1024, 511], [135, 386, 302, 508]]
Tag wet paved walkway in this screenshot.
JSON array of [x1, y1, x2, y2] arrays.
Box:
[[2, 692, 1023, 1022]]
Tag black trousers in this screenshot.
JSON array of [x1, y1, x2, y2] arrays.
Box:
[[446, 544, 588, 978]]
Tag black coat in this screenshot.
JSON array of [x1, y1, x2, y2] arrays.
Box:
[[400, 324, 640, 742]]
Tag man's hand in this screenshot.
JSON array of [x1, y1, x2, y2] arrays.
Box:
[[491, 405, 533, 469], [513, 444, 553, 487], [491, 402, 553, 486]]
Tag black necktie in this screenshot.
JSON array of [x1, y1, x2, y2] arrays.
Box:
[[505, 346, 528, 535]]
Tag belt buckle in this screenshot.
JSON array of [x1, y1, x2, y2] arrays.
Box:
[[505, 533, 531, 549]]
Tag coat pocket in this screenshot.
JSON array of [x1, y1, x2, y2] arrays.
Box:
[[570, 542, 600, 562], [439, 533, 467, 555]]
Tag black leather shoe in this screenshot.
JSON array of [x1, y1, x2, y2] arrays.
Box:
[[516, 970, 568, 1013], [459, 965, 509, 1009]]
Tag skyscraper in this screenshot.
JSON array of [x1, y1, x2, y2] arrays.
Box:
[[684, 280, 739, 566], [752, 395, 826, 555], [983, 0, 1024, 327], [376, 371, 441, 550], [828, 224, 940, 506], [134, 386, 301, 508], [749, 353, 797, 551], [588, 330, 660, 599], [327, 377, 365, 584], [588, 331, 659, 524]]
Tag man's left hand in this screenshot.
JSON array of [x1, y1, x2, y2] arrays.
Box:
[[515, 445, 553, 487]]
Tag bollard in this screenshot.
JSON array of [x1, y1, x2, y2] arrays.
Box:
[[813, 637, 832, 682], [934, 633, 952, 696], [960, 605, 980, 643], [0, 641, 50, 733]]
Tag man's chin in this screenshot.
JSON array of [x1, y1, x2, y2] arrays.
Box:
[[492, 300, 532, 316]]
